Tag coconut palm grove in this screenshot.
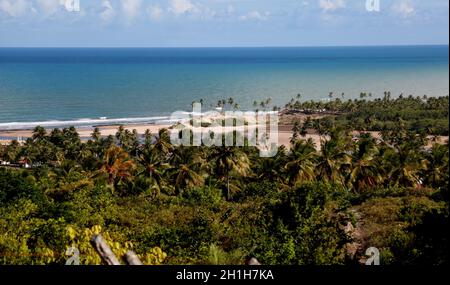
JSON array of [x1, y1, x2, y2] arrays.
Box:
[[0, 94, 449, 265]]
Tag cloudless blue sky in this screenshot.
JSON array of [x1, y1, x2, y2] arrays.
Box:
[[0, 0, 448, 47]]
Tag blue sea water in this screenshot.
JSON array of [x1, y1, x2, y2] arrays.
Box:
[[0, 46, 448, 129]]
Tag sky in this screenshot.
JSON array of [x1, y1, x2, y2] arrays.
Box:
[[0, 0, 448, 47]]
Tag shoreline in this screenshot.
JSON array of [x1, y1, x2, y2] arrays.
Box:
[[1, 100, 449, 149], [0, 123, 301, 149], [0, 111, 305, 148], [1, 122, 448, 151]]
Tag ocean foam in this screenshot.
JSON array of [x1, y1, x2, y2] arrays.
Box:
[[0, 116, 170, 131]]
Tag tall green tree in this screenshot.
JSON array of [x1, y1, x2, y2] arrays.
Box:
[[212, 146, 250, 200], [98, 145, 136, 191], [285, 139, 316, 186]]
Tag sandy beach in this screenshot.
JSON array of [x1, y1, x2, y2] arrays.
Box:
[[0, 124, 169, 144], [0, 123, 299, 147], [2, 120, 447, 150], [1, 109, 448, 150], [0, 112, 297, 147]]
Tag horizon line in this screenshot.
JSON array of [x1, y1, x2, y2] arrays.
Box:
[[0, 44, 449, 49]]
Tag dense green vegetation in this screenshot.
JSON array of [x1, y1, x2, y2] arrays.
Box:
[[0, 96, 448, 265], [286, 94, 449, 135]]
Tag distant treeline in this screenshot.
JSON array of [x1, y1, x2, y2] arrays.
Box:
[[285, 93, 449, 135]]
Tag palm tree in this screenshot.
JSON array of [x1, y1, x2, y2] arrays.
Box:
[[169, 147, 206, 194], [91, 127, 101, 142], [285, 139, 317, 186], [291, 121, 301, 144], [212, 146, 250, 200], [304, 116, 313, 129], [382, 135, 427, 188], [2, 140, 21, 162], [115, 126, 138, 154], [32, 126, 47, 142], [49, 128, 65, 147], [347, 134, 382, 191], [300, 125, 308, 137], [137, 145, 169, 197], [316, 132, 351, 185], [153, 128, 173, 158], [422, 143, 449, 188], [252, 145, 287, 184], [77, 143, 100, 171], [22, 135, 57, 166], [62, 127, 82, 160], [99, 145, 136, 190]]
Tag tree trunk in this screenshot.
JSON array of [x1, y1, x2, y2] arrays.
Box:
[[90, 234, 121, 265], [227, 175, 230, 200], [123, 251, 143, 265]]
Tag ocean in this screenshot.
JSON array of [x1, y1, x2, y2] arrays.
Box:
[[0, 46, 448, 130]]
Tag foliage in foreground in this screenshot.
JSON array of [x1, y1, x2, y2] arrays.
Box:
[[0, 96, 448, 265]]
